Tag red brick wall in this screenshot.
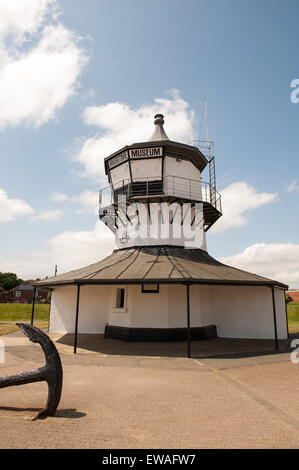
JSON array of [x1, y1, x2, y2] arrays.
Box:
[[288, 291, 299, 302]]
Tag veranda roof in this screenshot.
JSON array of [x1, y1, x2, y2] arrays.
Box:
[[35, 246, 288, 289]]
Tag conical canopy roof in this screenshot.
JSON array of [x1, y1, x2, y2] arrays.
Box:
[[34, 246, 287, 289]]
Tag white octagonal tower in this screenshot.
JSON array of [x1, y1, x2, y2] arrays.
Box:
[[99, 114, 222, 250]]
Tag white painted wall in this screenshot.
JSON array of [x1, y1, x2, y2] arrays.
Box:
[[50, 286, 76, 333], [167, 285, 213, 328], [129, 284, 169, 328], [164, 156, 201, 181], [168, 284, 188, 328], [109, 155, 200, 186], [197, 285, 213, 325], [130, 158, 162, 180], [168, 285, 206, 328], [115, 202, 207, 250], [50, 283, 288, 340], [110, 162, 130, 187], [49, 285, 111, 334], [208, 286, 288, 339], [274, 287, 288, 339]]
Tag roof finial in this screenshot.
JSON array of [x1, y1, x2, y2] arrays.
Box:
[[148, 114, 169, 141], [154, 114, 164, 126]]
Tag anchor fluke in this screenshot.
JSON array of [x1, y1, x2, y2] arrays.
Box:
[[0, 323, 63, 419]]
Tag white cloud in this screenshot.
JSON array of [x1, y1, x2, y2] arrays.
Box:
[[71, 190, 99, 214], [0, 188, 34, 222], [31, 209, 63, 221], [219, 243, 299, 289], [47, 225, 114, 273], [50, 192, 68, 202], [0, 0, 88, 129], [287, 179, 299, 193], [0, 223, 115, 279], [0, 0, 55, 45], [50, 189, 99, 213], [212, 182, 278, 233], [74, 90, 195, 180]]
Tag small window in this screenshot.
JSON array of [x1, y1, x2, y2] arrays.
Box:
[[15, 291, 21, 298], [115, 288, 125, 308], [142, 284, 159, 293]]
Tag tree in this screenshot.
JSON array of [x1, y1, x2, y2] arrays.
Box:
[[0, 272, 23, 291]]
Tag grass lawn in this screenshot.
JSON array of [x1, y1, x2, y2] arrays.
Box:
[[0, 303, 50, 335], [287, 301, 299, 334], [0, 301, 298, 336]]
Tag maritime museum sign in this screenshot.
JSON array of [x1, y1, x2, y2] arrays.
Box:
[[129, 147, 163, 158], [108, 147, 163, 169], [107, 150, 128, 169]]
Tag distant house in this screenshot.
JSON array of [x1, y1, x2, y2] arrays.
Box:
[[287, 289, 299, 302], [6, 281, 49, 304]]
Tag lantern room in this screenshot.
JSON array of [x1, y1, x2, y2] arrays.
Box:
[[99, 114, 222, 237]]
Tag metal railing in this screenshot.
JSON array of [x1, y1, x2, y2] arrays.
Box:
[[99, 175, 222, 213]]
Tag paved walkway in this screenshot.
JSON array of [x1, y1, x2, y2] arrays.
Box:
[[0, 332, 298, 448]]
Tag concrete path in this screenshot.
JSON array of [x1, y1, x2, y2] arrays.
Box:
[[0, 332, 298, 448]]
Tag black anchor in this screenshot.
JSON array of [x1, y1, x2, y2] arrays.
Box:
[[0, 323, 63, 419]]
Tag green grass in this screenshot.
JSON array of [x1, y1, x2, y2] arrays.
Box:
[[0, 301, 298, 336], [0, 303, 50, 335], [287, 301, 299, 334]]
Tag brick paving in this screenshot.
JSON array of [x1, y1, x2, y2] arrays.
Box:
[[0, 332, 298, 449]]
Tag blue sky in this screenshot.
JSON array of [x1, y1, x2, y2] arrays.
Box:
[[0, 0, 299, 286]]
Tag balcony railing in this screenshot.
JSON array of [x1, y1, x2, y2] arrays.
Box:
[[99, 175, 222, 214]]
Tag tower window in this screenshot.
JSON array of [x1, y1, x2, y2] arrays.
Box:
[[115, 288, 125, 308]]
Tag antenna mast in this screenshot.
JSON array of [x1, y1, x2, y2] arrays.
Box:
[[204, 97, 210, 159]]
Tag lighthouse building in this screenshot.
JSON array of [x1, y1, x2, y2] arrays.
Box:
[[36, 115, 288, 350]]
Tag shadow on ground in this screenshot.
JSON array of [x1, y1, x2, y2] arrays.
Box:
[[0, 406, 86, 419], [56, 333, 290, 359]]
